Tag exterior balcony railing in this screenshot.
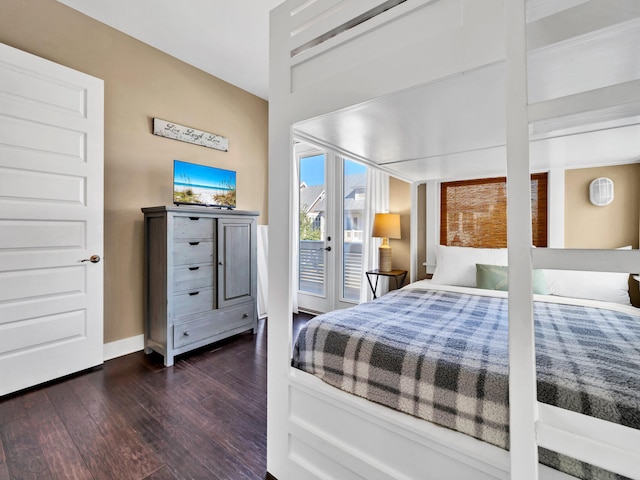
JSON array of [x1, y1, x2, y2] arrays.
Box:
[[299, 240, 362, 301]]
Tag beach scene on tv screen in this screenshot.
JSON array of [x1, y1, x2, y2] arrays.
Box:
[[174, 161, 236, 207]]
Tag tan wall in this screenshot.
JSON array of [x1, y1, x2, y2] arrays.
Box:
[[0, 0, 268, 344], [565, 164, 640, 249], [565, 163, 640, 306], [389, 177, 411, 279], [409, 164, 640, 281], [416, 183, 428, 280]]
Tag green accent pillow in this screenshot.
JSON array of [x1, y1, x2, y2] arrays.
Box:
[[476, 264, 549, 295]]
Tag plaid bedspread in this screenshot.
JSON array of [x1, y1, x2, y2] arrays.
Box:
[[292, 287, 640, 480]]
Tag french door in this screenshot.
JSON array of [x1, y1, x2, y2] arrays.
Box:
[[296, 141, 366, 313]]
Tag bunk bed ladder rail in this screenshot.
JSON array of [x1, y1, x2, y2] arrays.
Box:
[[506, 1, 640, 479]]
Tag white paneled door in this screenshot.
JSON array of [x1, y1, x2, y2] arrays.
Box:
[[0, 43, 104, 396]]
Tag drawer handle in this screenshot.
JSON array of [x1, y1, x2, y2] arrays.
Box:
[[189, 291, 200, 296], [183, 331, 190, 336], [189, 241, 200, 246], [189, 217, 200, 221], [242, 313, 249, 318], [188, 266, 200, 271]]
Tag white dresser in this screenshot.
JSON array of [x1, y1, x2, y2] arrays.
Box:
[[142, 205, 259, 366]]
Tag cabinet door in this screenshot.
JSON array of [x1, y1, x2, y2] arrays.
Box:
[[218, 217, 256, 308]]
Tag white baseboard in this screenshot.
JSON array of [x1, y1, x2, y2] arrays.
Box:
[[103, 334, 144, 361]]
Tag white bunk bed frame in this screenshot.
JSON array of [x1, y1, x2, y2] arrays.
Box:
[[268, 1, 640, 479]]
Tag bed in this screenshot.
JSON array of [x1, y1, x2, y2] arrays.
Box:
[[292, 279, 640, 480], [267, 1, 640, 479]]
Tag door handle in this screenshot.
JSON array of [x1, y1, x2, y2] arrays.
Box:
[[81, 255, 101, 263], [324, 246, 331, 252]]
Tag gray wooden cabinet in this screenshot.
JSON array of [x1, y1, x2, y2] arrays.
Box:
[[142, 205, 259, 366]]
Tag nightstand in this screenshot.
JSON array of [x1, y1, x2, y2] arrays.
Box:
[[365, 269, 408, 299]]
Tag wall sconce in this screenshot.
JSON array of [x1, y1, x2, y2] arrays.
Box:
[[589, 177, 614, 206], [372, 213, 401, 272]]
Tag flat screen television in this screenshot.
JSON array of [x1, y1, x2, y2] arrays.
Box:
[[173, 159, 236, 208]]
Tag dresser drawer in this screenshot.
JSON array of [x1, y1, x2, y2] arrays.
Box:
[[172, 288, 215, 318], [173, 301, 255, 349], [173, 216, 215, 239], [173, 265, 215, 293], [173, 240, 214, 266]]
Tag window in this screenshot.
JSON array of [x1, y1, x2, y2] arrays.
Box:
[[440, 173, 548, 247]]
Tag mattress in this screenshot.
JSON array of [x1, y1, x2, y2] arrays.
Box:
[[292, 282, 640, 480]]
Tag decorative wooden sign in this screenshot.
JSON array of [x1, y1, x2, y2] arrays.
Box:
[[152, 118, 229, 152]]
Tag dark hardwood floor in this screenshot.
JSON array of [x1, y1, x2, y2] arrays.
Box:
[[0, 314, 314, 480]]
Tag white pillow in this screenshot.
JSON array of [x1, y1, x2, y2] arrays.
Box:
[[545, 270, 630, 305], [431, 245, 508, 288], [544, 246, 632, 305]]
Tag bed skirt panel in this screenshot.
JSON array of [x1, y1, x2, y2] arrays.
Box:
[[288, 368, 576, 480]]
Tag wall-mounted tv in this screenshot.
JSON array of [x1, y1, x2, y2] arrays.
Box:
[[173, 160, 236, 208]]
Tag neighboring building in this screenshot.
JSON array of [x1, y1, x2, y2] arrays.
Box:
[[300, 172, 366, 242]]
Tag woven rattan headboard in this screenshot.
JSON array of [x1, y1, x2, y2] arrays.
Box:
[[440, 173, 548, 248]]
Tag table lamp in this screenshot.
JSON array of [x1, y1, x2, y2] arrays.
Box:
[[372, 213, 401, 272]]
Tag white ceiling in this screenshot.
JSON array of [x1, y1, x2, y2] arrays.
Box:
[[57, 0, 284, 100]]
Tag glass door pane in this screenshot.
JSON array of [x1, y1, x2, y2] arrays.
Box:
[[299, 153, 326, 296], [342, 159, 367, 301]]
